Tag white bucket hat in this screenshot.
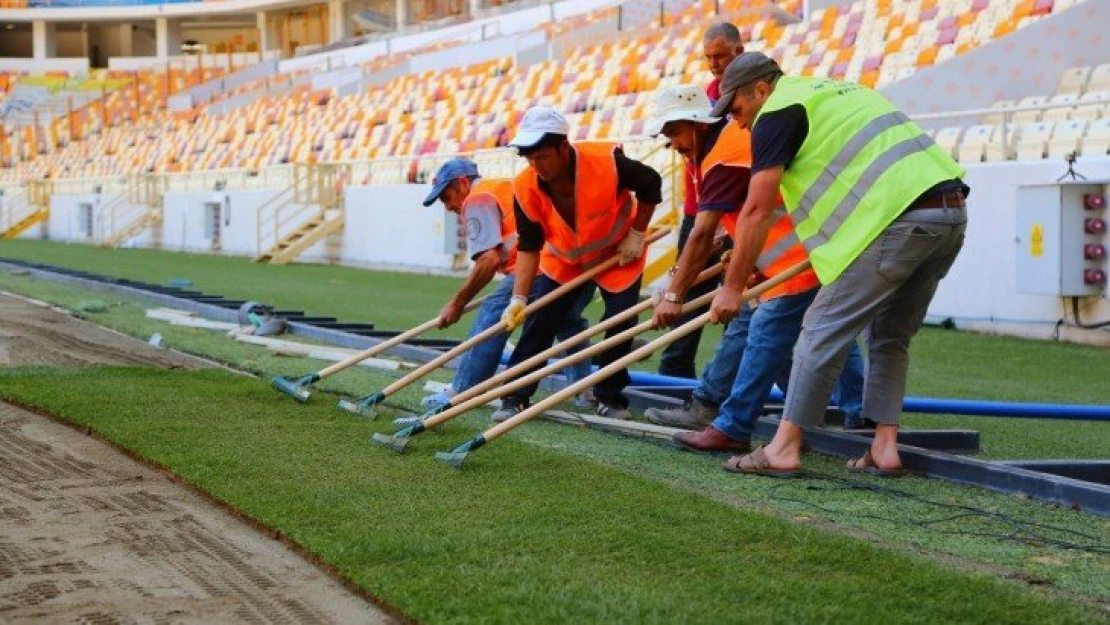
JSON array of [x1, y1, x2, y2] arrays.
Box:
[[644, 85, 720, 137], [509, 106, 571, 148]]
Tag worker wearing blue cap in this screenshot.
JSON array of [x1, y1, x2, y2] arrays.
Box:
[[421, 158, 596, 409]]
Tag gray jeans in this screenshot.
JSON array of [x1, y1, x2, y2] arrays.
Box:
[[783, 207, 967, 428]]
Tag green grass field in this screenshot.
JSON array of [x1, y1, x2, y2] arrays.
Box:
[[1, 240, 1108, 621]]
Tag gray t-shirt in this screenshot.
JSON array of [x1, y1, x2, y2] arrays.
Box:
[[463, 191, 506, 261]]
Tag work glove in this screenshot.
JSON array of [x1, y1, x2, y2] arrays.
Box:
[[616, 229, 646, 266], [501, 295, 528, 331]]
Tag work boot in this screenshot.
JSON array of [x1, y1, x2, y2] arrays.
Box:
[[644, 397, 717, 429], [596, 401, 632, 420], [491, 399, 527, 423], [673, 426, 751, 453]]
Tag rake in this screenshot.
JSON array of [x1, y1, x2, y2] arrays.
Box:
[[433, 260, 812, 468], [269, 298, 485, 403], [373, 259, 728, 452], [339, 227, 672, 419]]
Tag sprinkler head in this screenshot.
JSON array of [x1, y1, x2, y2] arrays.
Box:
[[370, 432, 409, 453]]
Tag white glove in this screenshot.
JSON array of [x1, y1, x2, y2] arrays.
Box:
[[501, 295, 528, 331], [616, 229, 645, 266]]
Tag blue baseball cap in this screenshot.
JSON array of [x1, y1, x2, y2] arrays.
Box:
[[423, 158, 480, 206]]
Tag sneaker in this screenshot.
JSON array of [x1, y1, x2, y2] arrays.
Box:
[[596, 401, 632, 420], [644, 398, 718, 429], [491, 400, 526, 423], [574, 389, 598, 408], [421, 388, 455, 409]]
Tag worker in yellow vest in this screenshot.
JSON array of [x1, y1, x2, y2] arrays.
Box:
[[644, 84, 864, 453], [708, 53, 968, 476], [493, 106, 662, 421], [420, 158, 593, 409]]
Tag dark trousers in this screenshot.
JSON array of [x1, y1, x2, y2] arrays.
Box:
[[657, 213, 725, 379], [503, 273, 642, 408]]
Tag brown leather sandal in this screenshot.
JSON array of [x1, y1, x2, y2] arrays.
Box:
[[721, 445, 801, 478], [847, 450, 906, 478]]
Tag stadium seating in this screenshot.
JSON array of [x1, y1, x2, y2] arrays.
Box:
[[929, 61, 1110, 163], [0, 0, 1092, 180]]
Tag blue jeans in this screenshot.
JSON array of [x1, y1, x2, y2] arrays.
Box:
[[451, 275, 593, 393], [695, 288, 864, 442]]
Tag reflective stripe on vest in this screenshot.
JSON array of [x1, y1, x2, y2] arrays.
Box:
[[513, 142, 644, 293], [543, 196, 633, 263], [756, 76, 965, 284], [696, 125, 820, 299], [754, 207, 798, 267]]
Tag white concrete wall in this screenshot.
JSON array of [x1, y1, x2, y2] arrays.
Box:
[[930, 157, 1110, 337], [47, 192, 154, 248], [0, 58, 90, 75], [162, 190, 226, 253], [342, 184, 456, 271]]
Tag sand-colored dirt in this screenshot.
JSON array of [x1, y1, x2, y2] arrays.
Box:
[[0, 293, 395, 624]]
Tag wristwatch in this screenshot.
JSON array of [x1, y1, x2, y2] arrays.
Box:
[[662, 292, 683, 304]]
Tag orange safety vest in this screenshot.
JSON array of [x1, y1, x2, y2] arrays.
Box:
[[697, 124, 820, 301], [513, 142, 643, 293], [464, 178, 519, 275]]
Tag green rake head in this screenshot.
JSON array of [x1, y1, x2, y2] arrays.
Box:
[[337, 391, 385, 419], [271, 374, 319, 403], [370, 432, 411, 453], [392, 402, 450, 428], [370, 421, 426, 453], [434, 434, 487, 470]]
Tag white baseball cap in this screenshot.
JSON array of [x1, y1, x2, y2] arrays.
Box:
[[509, 106, 571, 149], [644, 85, 720, 137]]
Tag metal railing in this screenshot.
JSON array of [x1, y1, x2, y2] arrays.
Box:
[[254, 164, 344, 258], [0, 190, 33, 235]]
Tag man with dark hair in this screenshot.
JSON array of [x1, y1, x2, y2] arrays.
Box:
[[657, 21, 745, 381], [491, 106, 662, 421], [419, 158, 594, 410], [709, 53, 968, 476]]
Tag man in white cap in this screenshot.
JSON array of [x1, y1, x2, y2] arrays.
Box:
[[643, 84, 864, 453], [491, 106, 662, 421], [709, 52, 967, 476], [657, 21, 747, 380], [420, 157, 595, 409]]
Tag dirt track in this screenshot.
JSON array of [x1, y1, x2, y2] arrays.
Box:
[[0, 292, 203, 369], [0, 293, 394, 624]]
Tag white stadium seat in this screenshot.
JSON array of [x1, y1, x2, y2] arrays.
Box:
[[1047, 119, 1087, 159]]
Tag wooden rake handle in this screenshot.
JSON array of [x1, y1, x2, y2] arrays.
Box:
[[379, 226, 673, 397], [316, 296, 486, 379], [424, 260, 729, 427], [480, 260, 813, 443]]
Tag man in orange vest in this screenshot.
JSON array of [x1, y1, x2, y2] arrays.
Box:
[[492, 106, 663, 421], [645, 85, 865, 452], [420, 157, 594, 409], [658, 21, 746, 380]]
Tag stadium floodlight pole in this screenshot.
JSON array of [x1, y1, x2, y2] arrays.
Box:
[[374, 253, 730, 453], [270, 296, 488, 403], [337, 227, 673, 419], [433, 260, 813, 469]]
